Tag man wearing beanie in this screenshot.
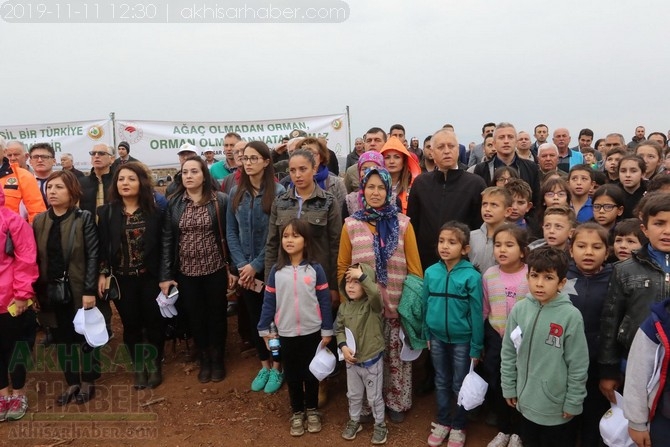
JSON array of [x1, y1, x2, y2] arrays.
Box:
[[111, 141, 139, 172]]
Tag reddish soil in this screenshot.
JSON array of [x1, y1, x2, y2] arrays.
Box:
[[1, 311, 498, 447]]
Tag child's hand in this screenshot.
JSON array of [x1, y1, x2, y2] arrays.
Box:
[[562, 412, 573, 419], [471, 357, 479, 367], [505, 397, 517, 408], [426, 340, 430, 350], [346, 265, 363, 281], [341, 346, 356, 364], [599, 378, 621, 404], [629, 427, 651, 447], [263, 334, 277, 351], [321, 336, 332, 348]]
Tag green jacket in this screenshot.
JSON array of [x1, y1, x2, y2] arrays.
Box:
[[335, 263, 384, 363], [422, 259, 484, 359], [398, 274, 427, 350], [501, 292, 589, 426], [210, 161, 231, 183]]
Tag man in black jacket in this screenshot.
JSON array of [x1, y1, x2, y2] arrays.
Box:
[[79, 144, 115, 215], [473, 122, 542, 207], [407, 129, 487, 269], [110, 141, 139, 172]]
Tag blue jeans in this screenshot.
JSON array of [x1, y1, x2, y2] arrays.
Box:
[[430, 338, 470, 428]]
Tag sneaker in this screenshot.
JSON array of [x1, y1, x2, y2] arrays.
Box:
[[427, 422, 450, 447], [264, 369, 284, 394], [508, 434, 523, 447], [341, 419, 362, 440], [306, 408, 322, 433], [5, 395, 27, 421], [290, 412, 305, 436], [447, 429, 466, 447], [0, 396, 10, 422], [387, 409, 404, 423], [371, 422, 388, 445], [487, 432, 510, 447], [251, 368, 270, 392]]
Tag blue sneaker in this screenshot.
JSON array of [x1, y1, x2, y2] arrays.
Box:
[[264, 368, 284, 394], [251, 368, 270, 392]]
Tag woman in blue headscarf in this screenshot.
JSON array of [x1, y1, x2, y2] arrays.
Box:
[[337, 167, 423, 422]]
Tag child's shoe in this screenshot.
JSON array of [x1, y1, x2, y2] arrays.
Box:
[[487, 432, 510, 447], [341, 419, 362, 440], [427, 422, 450, 447], [371, 422, 388, 445], [306, 408, 322, 433], [290, 412, 305, 436], [263, 369, 283, 394], [0, 396, 10, 422], [447, 429, 466, 447], [507, 434, 523, 447], [5, 395, 27, 421], [250, 368, 270, 391]]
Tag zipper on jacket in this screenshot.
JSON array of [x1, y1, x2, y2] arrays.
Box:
[[293, 266, 301, 336], [518, 304, 543, 401], [444, 267, 451, 342]]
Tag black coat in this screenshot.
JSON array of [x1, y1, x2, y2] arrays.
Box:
[[473, 156, 542, 207], [79, 169, 114, 216]]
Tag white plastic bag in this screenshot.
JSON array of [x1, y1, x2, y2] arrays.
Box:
[[599, 392, 635, 447], [457, 359, 488, 410]]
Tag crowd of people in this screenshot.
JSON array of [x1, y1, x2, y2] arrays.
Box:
[[1, 121, 670, 447]]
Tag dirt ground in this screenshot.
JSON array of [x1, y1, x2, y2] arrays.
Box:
[[0, 310, 498, 447]]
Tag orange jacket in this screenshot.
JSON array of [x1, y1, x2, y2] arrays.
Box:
[[0, 160, 46, 223]]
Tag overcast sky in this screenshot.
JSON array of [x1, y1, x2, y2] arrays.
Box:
[[1, 0, 669, 149]]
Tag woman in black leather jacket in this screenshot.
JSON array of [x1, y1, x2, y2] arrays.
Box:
[[159, 156, 232, 384], [97, 162, 165, 389], [33, 170, 100, 405]]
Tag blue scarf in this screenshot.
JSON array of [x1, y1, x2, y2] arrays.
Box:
[[351, 168, 399, 286], [315, 164, 330, 190]]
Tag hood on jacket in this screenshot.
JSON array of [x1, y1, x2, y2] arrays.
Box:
[[339, 262, 376, 301], [380, 137, 422, 181]]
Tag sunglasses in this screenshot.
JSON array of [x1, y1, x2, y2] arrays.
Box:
[[89, 151, 111, 156]]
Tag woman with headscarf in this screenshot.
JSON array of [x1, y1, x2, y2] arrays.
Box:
[[342, 151, 385, 219], [337, 167, 423, 423]]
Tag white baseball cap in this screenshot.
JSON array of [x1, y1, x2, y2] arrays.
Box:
[[82, 307, 109, 348], [309, 344, 336, 381]]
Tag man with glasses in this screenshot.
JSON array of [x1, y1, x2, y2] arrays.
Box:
[[79, 143, 115, 215], [221, 140, 246, 195], [0, 139, 45, 223], [28, 143, 57, 205]]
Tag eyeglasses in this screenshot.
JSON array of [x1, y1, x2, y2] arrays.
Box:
[[544, 191, 567, 198], [29, 154, 53, 160], [496, 177, 512, 184], [89, 151, 111, 156], [593, 203, 618, 212], [242, 156, 261, 164]]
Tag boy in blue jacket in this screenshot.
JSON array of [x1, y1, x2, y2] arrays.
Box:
[[501, 246, 588, 447]]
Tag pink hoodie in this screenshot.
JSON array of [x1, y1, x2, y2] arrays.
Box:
[[0, 186, 38, 313]]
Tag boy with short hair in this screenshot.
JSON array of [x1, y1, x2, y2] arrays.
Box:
[[599, 193, 670, 405], [336, 263, 388, 445], [604, 147, 627, 183], [504, 179, 541, 238], [612, 218, 648, 262], [568, 164, 595, 223], [529, 206, 576, 252], [581, 147, 598, 169], [501, 246, 589, 446], [470, 187, 513, 273]]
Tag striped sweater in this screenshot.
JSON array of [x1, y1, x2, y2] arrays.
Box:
[[482, 264, 529, 337]]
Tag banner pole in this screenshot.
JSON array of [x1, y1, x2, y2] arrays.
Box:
[[346, 105, 352, 154], [110, 112, 117, 150]]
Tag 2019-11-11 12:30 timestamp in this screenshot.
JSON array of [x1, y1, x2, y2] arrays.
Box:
[[0, 2, 167, 22], [0, 0, 350, 23]]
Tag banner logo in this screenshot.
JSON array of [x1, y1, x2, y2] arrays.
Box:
[[87, 125, 105, 140], [331, 119, 342, 130], [117, 123, 144, 144]]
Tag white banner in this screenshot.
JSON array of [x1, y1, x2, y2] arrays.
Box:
[[0, 119, 114, 171], [115, 113, 350, 168]]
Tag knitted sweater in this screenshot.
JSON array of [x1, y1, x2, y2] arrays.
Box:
[[482, 264, 529, 337]]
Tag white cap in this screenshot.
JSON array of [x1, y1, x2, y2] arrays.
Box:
[[599, 392, 635, 447], [309, 345, 336, 381], [177, 143, 198, 155], [399, 327, 422, 362], [73, 308, 86, 335], [156, 290, 179, 318], [337, 327, 356, 361], [82, 307, 109, 347]]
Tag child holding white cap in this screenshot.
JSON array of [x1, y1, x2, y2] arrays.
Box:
[[336, 263, 387, 445]]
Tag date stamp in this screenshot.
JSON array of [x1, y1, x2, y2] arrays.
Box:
[[0, 0, 349, 23]]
